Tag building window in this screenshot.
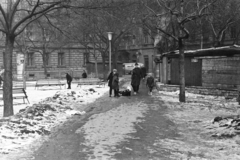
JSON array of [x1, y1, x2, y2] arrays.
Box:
[[44, 53, 50, 66], [132, 54, 137, 62], [144, 55, 149, 72], [83, 53, 89, 66], [58, 52, 65, 66], [27, 52, 34, 66], [144, 35, 148, 44], [118, 55, 122, 62]]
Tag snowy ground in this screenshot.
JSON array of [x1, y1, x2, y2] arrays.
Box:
[[156, 90, 240, 159], [1, 80, 240, 160], [0, 83, 109, 160]]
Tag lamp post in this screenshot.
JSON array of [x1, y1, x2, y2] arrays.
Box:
[[107, 32, 113, 72]]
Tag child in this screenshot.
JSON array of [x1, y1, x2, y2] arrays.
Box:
[[146, 73, 155, 95]]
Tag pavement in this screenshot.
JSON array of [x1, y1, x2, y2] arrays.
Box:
[[31, 79, 179, 160]]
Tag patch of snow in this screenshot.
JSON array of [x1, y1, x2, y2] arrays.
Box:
[[76, 101, 149, 160], [0, 84, 108, 160]]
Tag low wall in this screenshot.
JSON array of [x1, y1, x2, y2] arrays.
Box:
[[157, 83, 238, 99]]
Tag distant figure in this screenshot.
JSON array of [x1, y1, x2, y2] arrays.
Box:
[[131, 63, 142, 95], [112, 69, 120, 97], [141, 66, 147, 79], [66, 73, 72, 89], [82, 70, 87, 78], [146, 73, 155, 95], [107, 70, 114, 97]]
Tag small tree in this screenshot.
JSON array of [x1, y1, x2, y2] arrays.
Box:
[[0, 0, 103, 117]]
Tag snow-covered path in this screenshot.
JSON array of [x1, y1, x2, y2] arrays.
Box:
[[76, 101, 149, 159]]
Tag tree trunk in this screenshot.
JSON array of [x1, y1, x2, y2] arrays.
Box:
[[3, 35, 14, 117], [42, 53, 48, 79], [95, 59, 98, 78], [22, 53, 26, 89], [102, 52, 107, 81], [179, 38, 185, 102], [113, 47, 118, 69]]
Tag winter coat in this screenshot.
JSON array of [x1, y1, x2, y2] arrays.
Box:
[[146, 76, 155, 88], [107, 72, 113, 87], [82, 72, 87, 78], [66, 73, 72, 82], [131, 67, 142, 86], [112, 73, 119, 89]]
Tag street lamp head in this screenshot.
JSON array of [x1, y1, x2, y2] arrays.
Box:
[[107, 32, 113, 41]]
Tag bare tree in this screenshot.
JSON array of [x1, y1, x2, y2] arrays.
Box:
[[0, 0, 103, 117], [143, 0, 216, 102], [65, 1, 143, 79], [207, 0, 240, 47]]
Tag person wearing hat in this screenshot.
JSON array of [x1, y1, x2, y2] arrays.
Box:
[[131, 63, 142, 95], [82, 70, 87, 78], [112, 69, 120, 97], [107, 69, 119, 97]]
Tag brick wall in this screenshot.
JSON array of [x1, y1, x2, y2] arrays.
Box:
[[202, 56, 240, 89]]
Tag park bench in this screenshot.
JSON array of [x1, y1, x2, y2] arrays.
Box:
[[13, 81, 24, 88], [35, 79, 65, 90], [0, 88, 29, 104], [77, 78, 105, 87]]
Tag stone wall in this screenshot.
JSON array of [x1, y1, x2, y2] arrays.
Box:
[[202, 56, 240, 89]]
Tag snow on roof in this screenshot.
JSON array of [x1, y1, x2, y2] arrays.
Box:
[[163, 45, 240, 57]]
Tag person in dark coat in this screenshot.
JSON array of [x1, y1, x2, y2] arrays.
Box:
[[146, 73, 155, 95], [112, 69, 119, 97], [131, 63, 142, 95], [82, 70, 87, 78], [107, 70, 114, 97], [66, 73, 72, 89]]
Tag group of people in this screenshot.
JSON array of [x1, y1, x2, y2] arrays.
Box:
[[66, 64, 155, 97], [107, 62, 155, 97], [130, 63, 155, 95]]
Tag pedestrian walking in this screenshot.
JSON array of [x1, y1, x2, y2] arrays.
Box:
[[82, 70, 87, 78], [131, 63, 142, 95], [146, 73, 155, 95], [66, 73, 72, 89], [112, 69, 120, 97], [107, 70, 114, 97]]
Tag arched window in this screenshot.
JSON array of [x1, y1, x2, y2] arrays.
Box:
[[83, 52, 89, 66]]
